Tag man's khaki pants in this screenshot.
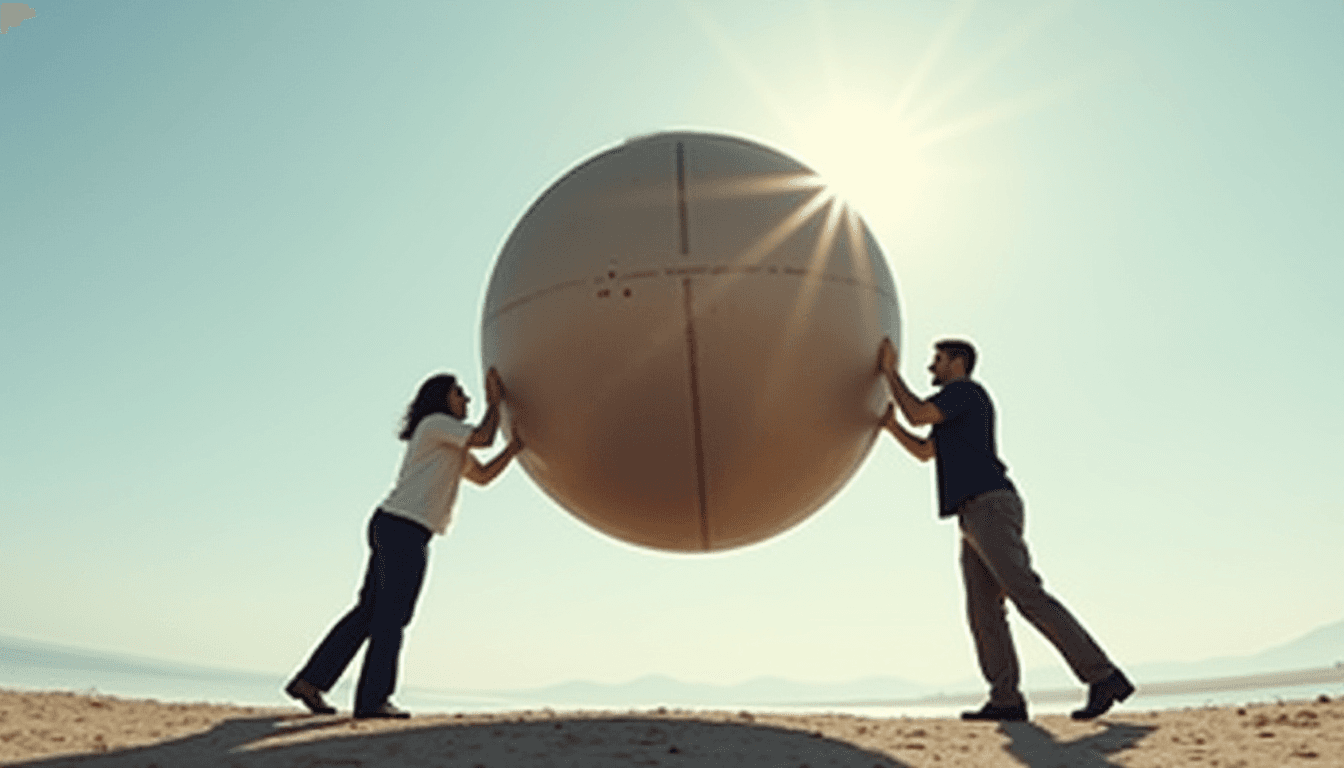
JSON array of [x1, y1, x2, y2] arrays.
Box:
[[958, 488, 1115, 707]]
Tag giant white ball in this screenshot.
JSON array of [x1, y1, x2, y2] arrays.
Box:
[[481, 131, 899, 552]]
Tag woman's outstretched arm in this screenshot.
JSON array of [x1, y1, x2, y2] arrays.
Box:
[[464, 429, 524, 485], [466, 369, 505, 448]]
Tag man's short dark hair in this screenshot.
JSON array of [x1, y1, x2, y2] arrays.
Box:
[[935, 339, 977, 376]]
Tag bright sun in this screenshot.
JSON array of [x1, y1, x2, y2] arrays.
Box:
[[684, 1, 1076, 235], [790, 96, 933, 227]]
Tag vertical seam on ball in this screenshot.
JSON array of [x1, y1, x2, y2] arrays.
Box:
[[682, 276, 711, 550], [676, 141, 689, 255]]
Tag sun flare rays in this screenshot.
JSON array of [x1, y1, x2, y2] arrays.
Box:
[[684, 1, 1088, 228]]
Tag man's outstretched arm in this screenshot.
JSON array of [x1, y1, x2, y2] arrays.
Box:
[[880, 403, 936, 462], [878, 338, 944, 427], [464, 429, 525, 486]]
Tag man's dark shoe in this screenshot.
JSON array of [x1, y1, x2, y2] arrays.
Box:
[[1071, 669, 1135, 720], [961, 702, 1028, 722], [284, 678, 336, 715], [354, 701, 411, 719]]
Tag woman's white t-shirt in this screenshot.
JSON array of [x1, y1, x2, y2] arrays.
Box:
[[380, 413, 473, 535]]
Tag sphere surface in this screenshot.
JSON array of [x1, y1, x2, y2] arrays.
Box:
[[482, 132, 899, 552]]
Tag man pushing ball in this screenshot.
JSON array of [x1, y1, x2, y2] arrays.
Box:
[[877, 337, 1133, 721]]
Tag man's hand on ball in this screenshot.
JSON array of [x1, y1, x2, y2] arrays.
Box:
[[877, 338, 897, 374]]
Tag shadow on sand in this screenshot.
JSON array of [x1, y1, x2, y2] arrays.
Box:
[[11, 713, 914, 768], [999, 720, 1157, 768]]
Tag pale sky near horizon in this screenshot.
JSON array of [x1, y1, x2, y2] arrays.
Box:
[[2, 2, 1342, 695]]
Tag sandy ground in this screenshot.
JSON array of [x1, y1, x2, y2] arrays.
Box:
[[2, 688, 1342, 767]]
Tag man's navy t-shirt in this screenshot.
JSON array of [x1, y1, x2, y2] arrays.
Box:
[[929, 379, 1014, 517]]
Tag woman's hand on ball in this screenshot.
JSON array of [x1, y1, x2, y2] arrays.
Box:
[[486, 368, 505, 405]]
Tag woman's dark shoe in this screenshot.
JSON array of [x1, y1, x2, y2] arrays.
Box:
[[1071, 669, 1135, 720], [284, 678, 337, 715], [354, 701, 411, 719], [961, 702, 1028, 721]]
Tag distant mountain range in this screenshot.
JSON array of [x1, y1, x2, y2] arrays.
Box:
[[968, 616, 1344, 696], [0, 635, 271, 683], [1142, 618, 1344, 679], [480, 673, 933, 708], [472, 618, 1344, 706], [3, 618, 1341, 708]]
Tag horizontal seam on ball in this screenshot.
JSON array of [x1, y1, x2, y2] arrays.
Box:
[[484, 268, 896, 322]]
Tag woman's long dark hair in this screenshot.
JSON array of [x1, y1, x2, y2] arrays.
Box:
[[398, 373, 458, 441]]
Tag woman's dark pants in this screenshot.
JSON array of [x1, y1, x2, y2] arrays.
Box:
[[293, 509, 430, 713]]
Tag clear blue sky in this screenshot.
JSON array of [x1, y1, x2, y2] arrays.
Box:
[[3, 1, 1341, 694]]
